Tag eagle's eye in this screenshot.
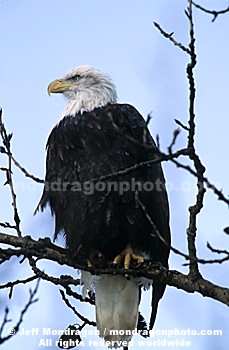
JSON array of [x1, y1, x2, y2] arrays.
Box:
[[72, 74, 81, 81], [66, 74, 81, 82]]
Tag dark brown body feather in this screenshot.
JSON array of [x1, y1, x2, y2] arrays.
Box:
[[38, 103, 170, 329]]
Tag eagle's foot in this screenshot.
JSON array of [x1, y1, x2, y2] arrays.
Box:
[[113, 244, 144, 269], [87, 251, 104, 267]]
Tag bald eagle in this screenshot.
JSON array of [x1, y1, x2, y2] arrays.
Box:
[[38, 66, 170, 348]]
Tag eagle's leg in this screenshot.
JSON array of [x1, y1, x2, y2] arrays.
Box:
[[113, 244, 144, 269]]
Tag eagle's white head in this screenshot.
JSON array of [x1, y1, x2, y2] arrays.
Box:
[[48, 66, 118, 116]]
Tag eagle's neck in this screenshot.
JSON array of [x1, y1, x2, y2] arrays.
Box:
[[61, 84, 117, 117]]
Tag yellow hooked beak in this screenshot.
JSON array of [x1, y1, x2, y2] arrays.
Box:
[[47, 79, 72, 95]]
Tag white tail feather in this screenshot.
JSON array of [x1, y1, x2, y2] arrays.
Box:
[[80, 270, 93, 299], [94, 274, 139, 348]]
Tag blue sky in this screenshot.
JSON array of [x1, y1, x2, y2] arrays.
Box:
[[0, 0, 229, 349]]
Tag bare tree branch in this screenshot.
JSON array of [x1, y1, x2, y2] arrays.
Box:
[[192, 1, 229, 22], [0, 109, 21, 236], [153, 22, 191, 54], [167, 128, 181, 154], [0, 275, 38, 300], [59, 290, 96, 326], [207, 242, 229, 256], [174, 118, 189, 131], [11, 155, 44, 184], [0, 279, 40, 344], [0, 233, 228, 307], [135, 192, 229, 266], [185, 0, 205, 279]]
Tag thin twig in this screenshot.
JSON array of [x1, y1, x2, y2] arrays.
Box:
[[174, 118, 189, 131], [207, 242, 229, 256], [0, 222, 17, 230], [153, 22, 191, 54], [168, 128, 180, 154], [192, 2, 229, 22], [0, 275, 38, 300], [169, 158, 229, 206], [11, 155, 44, 183], [0, 308, 11, 339], [59, 290, 96, 326]]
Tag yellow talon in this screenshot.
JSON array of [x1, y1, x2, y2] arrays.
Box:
[[113, 251, 126, 265], [113, 245, 144, 269]]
